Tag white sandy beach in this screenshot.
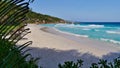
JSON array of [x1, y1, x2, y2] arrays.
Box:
[[18, 24, 120, 68]]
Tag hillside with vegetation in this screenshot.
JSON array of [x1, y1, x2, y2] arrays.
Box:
[[26, 10, 66, 24]]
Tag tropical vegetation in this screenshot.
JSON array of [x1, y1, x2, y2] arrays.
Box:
[[26, 10, 65, 24], [0, 0, 38, 68], [59, 57, 120, 68]]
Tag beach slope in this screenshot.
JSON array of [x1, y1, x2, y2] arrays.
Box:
[[18, 24, 120, 68]]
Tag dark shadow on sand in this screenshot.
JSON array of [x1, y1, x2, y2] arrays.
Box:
[[25, 47, 120, 68]]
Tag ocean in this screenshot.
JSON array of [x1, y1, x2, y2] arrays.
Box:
[[40, 22, 120, 45]]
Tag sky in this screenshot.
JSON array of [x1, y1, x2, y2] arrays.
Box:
[[29, 0, 120, 22]]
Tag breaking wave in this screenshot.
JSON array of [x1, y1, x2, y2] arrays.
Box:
[[106, 31, 120, 34], [55, 24, 104, 28], [100, 38, 120, 44]]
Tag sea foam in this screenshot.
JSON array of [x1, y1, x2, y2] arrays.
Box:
[[53, 27, 89, 38], [100, 38, 120, 44], [106, 31, 120, 34], [55, 24, 104, 28]]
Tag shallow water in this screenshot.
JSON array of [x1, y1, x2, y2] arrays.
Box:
[[40, 23, 120, 45]]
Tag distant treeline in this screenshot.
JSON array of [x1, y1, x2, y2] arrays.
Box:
[[26, 10, 66, 24]]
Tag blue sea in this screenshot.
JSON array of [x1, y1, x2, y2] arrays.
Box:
[[41, 22, 120, 45]]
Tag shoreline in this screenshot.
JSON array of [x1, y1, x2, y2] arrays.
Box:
[[18, 24, 120, 68], [40, 25, 120, 50], [41, 23, 120, 45]]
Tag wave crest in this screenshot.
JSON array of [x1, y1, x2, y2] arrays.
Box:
[[55, 24, 104, 28], [100, 38, 120, 44], [54, 27, 89, 38], [106, 31, 120, 34]]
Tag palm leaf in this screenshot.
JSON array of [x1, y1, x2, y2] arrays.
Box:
[[0, 0, 38, 68]]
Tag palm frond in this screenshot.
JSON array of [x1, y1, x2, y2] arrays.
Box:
[[0, 0, 38, 68]]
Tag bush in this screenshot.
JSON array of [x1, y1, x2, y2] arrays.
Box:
[[58, 59, 83, 68], [58, 57, 120, 68]]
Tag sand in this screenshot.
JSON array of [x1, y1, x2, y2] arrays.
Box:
[[18, 24, 120, 68]]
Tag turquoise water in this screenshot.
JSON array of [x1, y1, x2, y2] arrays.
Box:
[[40, 23, 120, 44]]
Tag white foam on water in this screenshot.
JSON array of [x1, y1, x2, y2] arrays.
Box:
[[94, 29, 100, 31], [100, 38, 120, 44], [53, 27, 89, 38], [54, 24, 75, 28], [106, 31, 120, 34], [87, 24, 104, 28], [82, 28, 91, 30], [54, 24, 105, 28]]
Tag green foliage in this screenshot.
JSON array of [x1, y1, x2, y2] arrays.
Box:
[[26, 10, 65, 24], [59, 57, 120, 68], [0, 0, 38, 68], [58, 59, 83, 68]]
